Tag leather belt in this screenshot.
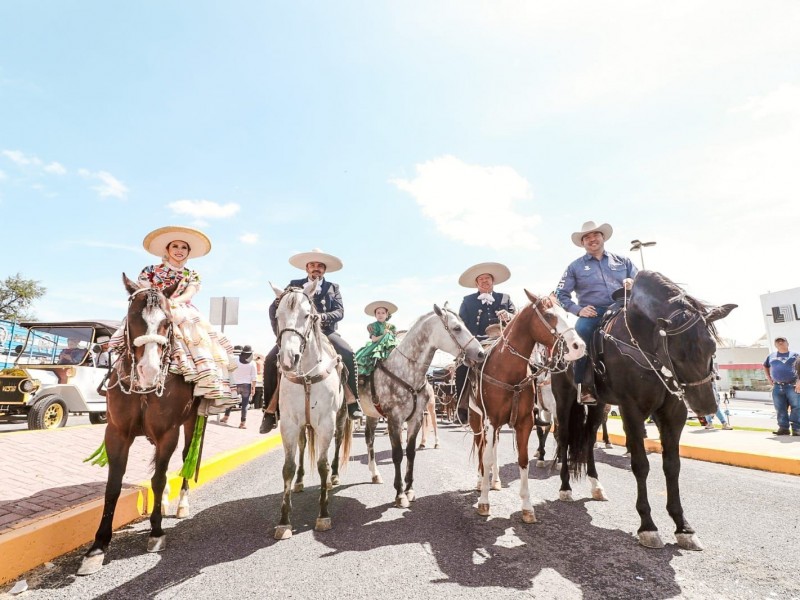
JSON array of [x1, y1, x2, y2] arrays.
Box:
[[774, 380, 797, 385]]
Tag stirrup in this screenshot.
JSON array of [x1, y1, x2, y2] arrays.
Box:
[[347, 403, 364, 420]]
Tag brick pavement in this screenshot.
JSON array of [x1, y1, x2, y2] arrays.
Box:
[[0, 414, 264, 537]]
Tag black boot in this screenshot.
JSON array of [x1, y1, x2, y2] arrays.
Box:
[[259, 411, 277, 434], [347, 401, 364, 420]]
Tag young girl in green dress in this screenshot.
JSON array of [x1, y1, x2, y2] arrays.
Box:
[[355, 301, 398, 376]]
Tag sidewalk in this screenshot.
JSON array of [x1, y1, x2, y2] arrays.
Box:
[[0, 414, 281, 585], [1, 415, 799, 587]]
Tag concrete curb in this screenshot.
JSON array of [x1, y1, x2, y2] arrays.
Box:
[[600, 432, 800, 476], [0, 433, 282, 585]]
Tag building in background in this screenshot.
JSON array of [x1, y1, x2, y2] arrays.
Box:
[[760, 287, 800, 348]]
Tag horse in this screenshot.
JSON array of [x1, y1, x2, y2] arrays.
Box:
[[270, 280, 353, 539], [468, 291, 585, 523], [554, 270, 736, 550], [359, 304, 485, 507], [79, 274, 200, 575]]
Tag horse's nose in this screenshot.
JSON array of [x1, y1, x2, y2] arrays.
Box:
[[572, 342, 581, 350], [476, 350, 485, 361], [137, 362, 158, 386]]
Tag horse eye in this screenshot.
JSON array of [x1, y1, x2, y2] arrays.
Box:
[[454, 325, 462, 332]]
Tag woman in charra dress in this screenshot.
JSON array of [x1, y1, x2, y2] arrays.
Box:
[[355, 301, 399, 376], [109, 225, 237, 414]]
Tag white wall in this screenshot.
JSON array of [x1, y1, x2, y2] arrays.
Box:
[[760, 287, 800, 349]]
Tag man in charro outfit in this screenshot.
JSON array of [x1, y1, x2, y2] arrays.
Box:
[[455, 262, 516, 423], [259, 248, 364, 433]]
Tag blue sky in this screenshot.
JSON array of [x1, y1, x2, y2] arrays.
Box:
[[1, 1, 799, 355]]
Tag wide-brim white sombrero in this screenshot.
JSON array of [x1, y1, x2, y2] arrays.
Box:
[[143, 226, 211, 258], [458, 262, 511, 288], [364, 300, 398, 317], [571, 221, 613, 247], [288, 248, 343, 273]]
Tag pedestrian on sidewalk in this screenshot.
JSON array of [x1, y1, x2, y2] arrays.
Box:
[[705, 359, 733, 430], [222, 345, 257, 428], [762, 336, 800, 436]]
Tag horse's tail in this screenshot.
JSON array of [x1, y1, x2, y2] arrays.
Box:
[[565, 401, 593, 479], [305, 423, 317, 470], [338, 417, 353, 473]]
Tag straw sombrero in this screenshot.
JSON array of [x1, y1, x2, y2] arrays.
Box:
[[143, 226, 211, 258], [571, 221, 613, 247], [288, 248, 343, 273], [364, 300, 398, 317], [458, 262, 511, 288]]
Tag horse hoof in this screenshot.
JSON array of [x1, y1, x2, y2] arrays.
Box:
[[293, 483, 304, 493], [315, 517, 332, 532], [395, 495, 410, 508], [372, 475, 383, 484], [418, 443, 425, 449], [326, 480, 333, 490], [147, 535, 166, 553], [535, 459, 545, 468], [160, 502, 170, 516], [533, 450, 541, 459], [77, 553, 104, 576], [676, 533, 704, 551], [434, 441, 440, 449], [176, 506, 190, 519], [638, 531, 665, 549], [605, 442, 614, 449], [406, 490, 416, 502], [331, 474, 340, 487], [521, 509, 537, 524], [274, 525, 293, 540], [591, 488, 609, 501], [477, 503, 490, 517], [491, 480, 502, 491], [559, 490, 573, 502]]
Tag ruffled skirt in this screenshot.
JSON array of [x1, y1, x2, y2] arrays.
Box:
[[355, 333, 398, 376]]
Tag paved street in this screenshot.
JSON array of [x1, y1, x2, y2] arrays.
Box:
[[7, 420, 799, 600]]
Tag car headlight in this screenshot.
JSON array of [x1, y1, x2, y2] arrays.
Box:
[[18, 379, 36, 393]]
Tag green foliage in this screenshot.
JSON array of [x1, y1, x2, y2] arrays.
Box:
[[0, 273, 46, 321]]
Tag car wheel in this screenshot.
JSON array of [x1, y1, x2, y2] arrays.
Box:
[[89, 412, 108, 425], [28, 395, 68, 430]]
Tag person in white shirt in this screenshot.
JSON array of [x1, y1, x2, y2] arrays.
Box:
[[222, 345, 258, 428]]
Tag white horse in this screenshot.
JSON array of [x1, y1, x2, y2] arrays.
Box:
[[270, 280, 352, 540], [360, 305, 485, 507]]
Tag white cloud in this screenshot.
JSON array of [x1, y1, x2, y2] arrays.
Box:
[[168, 199, 240, 219], [44, 161, 67, 175], [239, 232, 259, 244], [78, 169, 128, 200], [731, 83, 800, 123], [390, 155, 540, 250], [2, 149, 41, 167]]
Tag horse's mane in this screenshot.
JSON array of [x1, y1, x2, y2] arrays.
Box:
[[405, 306, 458, 333], [636, 271, 721, 341]]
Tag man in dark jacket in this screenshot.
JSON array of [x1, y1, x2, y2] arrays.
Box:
[[455, 262, 516, 423], [259, 249, 364, 433]]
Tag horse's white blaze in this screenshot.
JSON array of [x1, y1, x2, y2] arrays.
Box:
[[548, 303, 586, 361], [138, 305, 167, 387]]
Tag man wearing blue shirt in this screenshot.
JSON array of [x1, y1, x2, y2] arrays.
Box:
[[762, 336, 800, 436], [556, 221, 638, 405]]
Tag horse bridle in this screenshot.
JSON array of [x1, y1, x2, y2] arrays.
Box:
[[619, 288, 715, 401], [113, 287, 173, 396]]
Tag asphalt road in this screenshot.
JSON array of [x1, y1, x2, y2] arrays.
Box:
[[7, 420, 800, 600]]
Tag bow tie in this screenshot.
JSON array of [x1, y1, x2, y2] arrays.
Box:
[[309, 278, 324, 294], [478, 293, 494, 305]]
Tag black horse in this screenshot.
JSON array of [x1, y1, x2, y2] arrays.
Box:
[[554, 270, 736, 550]]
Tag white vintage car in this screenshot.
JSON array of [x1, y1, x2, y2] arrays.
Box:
[[0, 320, 120, 429]]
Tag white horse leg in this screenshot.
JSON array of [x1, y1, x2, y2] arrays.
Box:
[[589, 476, 609, 501], [518, 465, 536, 524], [175, 488, 190, 518], [491, 442, 501, 491], [477, 425, 494, 516], [160, 482, 170, 515], [366, 417, 382, 484]]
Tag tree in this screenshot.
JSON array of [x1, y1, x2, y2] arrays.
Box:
[[0, 274, 46, 321]]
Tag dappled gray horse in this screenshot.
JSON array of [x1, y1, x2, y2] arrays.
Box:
[[360, 305, 485, 507]]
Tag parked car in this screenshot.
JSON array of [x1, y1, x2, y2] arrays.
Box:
[[0, 320, 120, 430]]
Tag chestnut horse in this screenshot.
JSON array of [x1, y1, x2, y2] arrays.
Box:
[[469, 291, 585, 522], [79, 274, 200, 575]]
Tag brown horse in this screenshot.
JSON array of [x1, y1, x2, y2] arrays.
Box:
[[469, 291, 585, 522], [78, 274, 201, 575]]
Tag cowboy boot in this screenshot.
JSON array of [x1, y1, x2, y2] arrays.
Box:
[[347, 399, 364, 420]]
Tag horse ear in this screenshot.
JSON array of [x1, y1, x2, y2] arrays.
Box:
[[122, 272, 139, 295], [269, 281, 283, 297], [524, 289, 538, 304], [163, 281, 180, 299], [707, 303, 737, 323], [433, 304, 443, 317]]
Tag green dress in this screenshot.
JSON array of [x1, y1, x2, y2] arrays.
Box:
[[355, 321, 398, 376]]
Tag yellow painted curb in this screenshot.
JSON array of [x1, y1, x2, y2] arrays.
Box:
[[0, 487, 145, 585], [0, 433, 282, 586], [599, 432, 800, 476]]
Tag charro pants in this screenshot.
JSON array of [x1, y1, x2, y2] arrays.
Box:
[[573, 307, 608, 385]]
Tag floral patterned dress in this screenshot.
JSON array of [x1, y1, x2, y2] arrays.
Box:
[[355, 321, 398, 376], [110, 263, 237, 413]]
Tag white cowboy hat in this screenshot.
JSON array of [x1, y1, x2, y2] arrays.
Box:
[[288, 248, 343, 273], [143, 226, 211, 258], [458, 262, 511, 288], [571, 221, 613, 247], [364, 300, 398, 317]]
